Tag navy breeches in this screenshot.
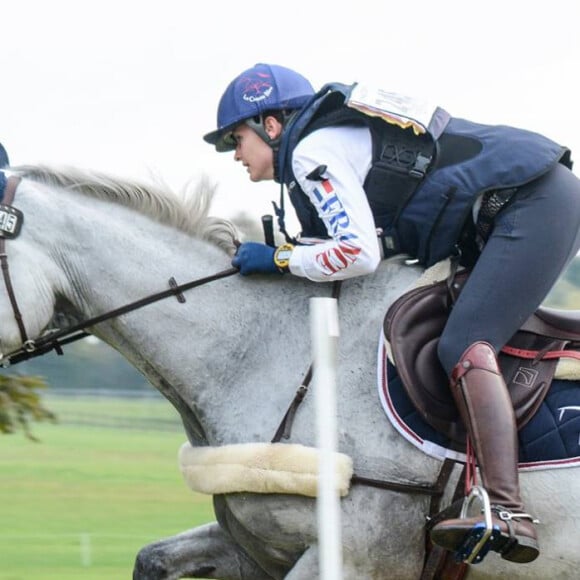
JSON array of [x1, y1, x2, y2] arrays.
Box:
[[438, 162, 580, 375]]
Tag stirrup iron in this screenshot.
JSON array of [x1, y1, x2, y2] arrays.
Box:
[[455, 486, 500, 564]]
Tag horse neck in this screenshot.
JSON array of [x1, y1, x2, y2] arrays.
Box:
[[21, 183, 315, 444]]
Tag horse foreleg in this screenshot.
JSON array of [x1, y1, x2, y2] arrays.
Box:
[[133, 521, 273, 580]]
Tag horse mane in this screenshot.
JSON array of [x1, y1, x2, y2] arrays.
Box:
[[11, 164, 239, 255]]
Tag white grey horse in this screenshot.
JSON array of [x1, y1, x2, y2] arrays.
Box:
[[1, 166, 579, 580]]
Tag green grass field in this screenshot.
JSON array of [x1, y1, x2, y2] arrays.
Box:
[[0, 394, 214, 580]]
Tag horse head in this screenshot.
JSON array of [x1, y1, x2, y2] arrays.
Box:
[[0, 176, 68, 356], [0, 165, 238, 363]]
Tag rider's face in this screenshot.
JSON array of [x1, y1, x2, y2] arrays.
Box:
[[232, 116, 282, 182], [232, 125, 274, 182]]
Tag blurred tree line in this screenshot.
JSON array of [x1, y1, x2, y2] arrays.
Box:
[[0, 340, 149, 438]]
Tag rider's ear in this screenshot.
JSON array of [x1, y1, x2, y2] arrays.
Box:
[[263, 116, 283, 140]]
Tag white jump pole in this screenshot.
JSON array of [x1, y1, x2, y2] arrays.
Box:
[[310, 297, 343, 580]]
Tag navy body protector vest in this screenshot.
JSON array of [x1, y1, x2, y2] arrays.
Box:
[[276, 84, 572, 267]]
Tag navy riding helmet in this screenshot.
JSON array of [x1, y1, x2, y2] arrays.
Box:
[[204, 63, 314, 152]]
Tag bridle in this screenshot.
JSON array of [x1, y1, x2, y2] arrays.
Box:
[[0, 176, 32, 353], [0, 175, 238, 366]]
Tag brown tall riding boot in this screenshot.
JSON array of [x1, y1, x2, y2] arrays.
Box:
[[430, 342, 540, 563]]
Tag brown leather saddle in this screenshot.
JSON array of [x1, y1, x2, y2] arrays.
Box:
[[384, 270, 580, 447]]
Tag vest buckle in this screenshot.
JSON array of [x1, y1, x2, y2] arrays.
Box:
[[408, 153, 432, 179]]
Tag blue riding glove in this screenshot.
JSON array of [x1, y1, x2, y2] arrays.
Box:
[[232, 242, 279, 276]]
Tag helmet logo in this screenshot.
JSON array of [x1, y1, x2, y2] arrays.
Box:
[[241, 73, 274, 104]]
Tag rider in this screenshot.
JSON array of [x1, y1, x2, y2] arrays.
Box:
[[204, 62, 580, 563]]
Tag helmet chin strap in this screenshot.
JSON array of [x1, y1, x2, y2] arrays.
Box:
[[245, 115, 274, 146]]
